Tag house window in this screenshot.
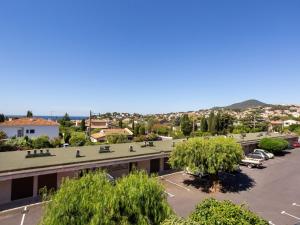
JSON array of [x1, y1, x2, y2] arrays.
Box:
[[29, 129, 35, 134], [26, 130, 29, 134]]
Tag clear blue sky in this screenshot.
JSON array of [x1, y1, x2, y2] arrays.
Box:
[[0, 1, 299, 116]]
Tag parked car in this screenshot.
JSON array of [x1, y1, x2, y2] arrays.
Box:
[[246, 152, 266, 161], [253, 149, 274, 159], [185, 167, 208, 178], [292, 141, 300, 148], [240, 157, 264, 168]]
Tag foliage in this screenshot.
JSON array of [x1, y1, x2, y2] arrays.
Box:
[[5, 136, 32, 149], [26, 110, 33, 118], [0, 114, 5, 122], [40, 171, 172, 225], [133, 133, 159, 142], [258, 138, 289, 154], [169, 137, 243, 191], [0, 131, 7, 141], [69, 132, 86, 146], [107, 134, 128, 144], [188, 198, 268, 225], [139, 125, 146, 135], [50, 137, 62, 148], [208, 111, 216, 134], [32, 136, 51, 149], [152, 124, 170, 136], [58, 113, 72, 127], [200, 117, 208, 132], [180, 114, 192, 136], [170, 130, 185, 139], [80, 119, 86, 131]]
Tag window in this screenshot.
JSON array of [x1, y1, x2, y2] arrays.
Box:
[[26, 130, 29, 134], [29, 129, 35, 134]]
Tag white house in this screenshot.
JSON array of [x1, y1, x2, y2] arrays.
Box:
[[0, 117, 59, 139], [283, 119, 299, 127]]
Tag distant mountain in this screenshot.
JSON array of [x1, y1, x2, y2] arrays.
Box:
[[213, 99, 269, 110]]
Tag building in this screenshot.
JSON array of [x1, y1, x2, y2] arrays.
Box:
[[90, 128, 133, 142], [283, 120, 299, 127], [85, 119, 112, 130], [0, 118, 59, 139], [0, 133, 297, 206]]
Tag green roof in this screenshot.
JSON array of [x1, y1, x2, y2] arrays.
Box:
[[0, 140, 176, 173]]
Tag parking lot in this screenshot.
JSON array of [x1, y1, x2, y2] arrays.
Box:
[[1, 148, 300, 225], [161, 148, 300, 225]]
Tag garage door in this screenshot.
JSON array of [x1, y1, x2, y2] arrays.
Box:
[[11, 177, 33, 201], [38, 173, 57, 194], [150, 159, 160, 173]]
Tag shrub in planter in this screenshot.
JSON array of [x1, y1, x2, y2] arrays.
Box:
[[258, 138, 289, 154]]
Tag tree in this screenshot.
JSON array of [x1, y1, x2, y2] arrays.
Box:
[[58, 113, 72, 127], [200, 117, 208, 132], [118, 119, 123, 128], [80, 119, 86, 131], [258, 138, 288, 154], [69, 132, 86, 146], [107, 134, 128, 144], [40, 171, 172, 225], [162, 198, 268, 225], [0, 114, 5, 122], [32, 136, 51, 149], [208, 111, 216, 134], [139, 124, 146, 135], [169, 137, 243, 192], [180, 114, 192, 136], [26, 110, 33, 118]]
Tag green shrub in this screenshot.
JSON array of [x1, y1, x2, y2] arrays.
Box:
[[40, 171, 171, 225], [32, 136, 51, 149], [69, 132, 86, 146], [258, 138, 289, 154], [189, 198, 268, 225], [107, 134, 128, 144]]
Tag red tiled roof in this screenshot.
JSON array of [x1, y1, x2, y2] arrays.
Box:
[[0, 118, 59, 127]]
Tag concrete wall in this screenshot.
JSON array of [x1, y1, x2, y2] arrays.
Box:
[[137, 160, 150, 173], [0, 180, 11, 205], [0, 126, 59, 139], [57, 171, 77, 187]]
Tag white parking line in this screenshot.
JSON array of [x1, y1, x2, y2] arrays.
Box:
[[164, 191, 175, 198], [160, 171, 184, 178], [281, 211, 300, 220], [268, 221, 276, 225], [20, 206, 27, 225], [163, 178, 190, 191], [292, 203, 300, 207]]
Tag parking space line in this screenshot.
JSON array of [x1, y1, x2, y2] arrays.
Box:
[[268, 221, 276, 225], [160, 171, 184, 178], [163, 178, 190, 191], [281, 211, 300, 220], [20, 206, 27, 225], [292, 203, 300, 207], [164, 191, 175, 198]]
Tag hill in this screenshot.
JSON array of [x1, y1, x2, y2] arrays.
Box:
[[213, 99, 268, 110]]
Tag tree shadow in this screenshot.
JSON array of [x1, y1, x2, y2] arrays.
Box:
[[274, 150, 291, 157], [183, 172, 255, 193]]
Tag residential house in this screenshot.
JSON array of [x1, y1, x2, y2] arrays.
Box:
[[85, 119, 112, 130], [0, 117, 59, 139], [90, 128, 133, 142]]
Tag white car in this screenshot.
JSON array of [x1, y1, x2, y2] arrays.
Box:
[[253, 149, 274, 159]]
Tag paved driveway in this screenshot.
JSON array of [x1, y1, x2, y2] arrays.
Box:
[[161, 148, 300, 225]]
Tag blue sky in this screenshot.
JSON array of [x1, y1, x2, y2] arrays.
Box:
[[0, 1, 299, 116]]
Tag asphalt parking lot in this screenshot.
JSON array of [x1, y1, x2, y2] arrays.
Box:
[[1, 148, 300, 225], [161, 148, 300, 225]]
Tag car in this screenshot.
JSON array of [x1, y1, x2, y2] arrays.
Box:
[[247, 152, 267, 161], [292, 142, 300, 148], [253, 149, 274, 159], [240, 157, 264, 168]]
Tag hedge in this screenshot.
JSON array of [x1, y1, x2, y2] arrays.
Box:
[[258, 138, 289, 154]]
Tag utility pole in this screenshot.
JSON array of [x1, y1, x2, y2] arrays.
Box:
[[89, 110, 92, 137]]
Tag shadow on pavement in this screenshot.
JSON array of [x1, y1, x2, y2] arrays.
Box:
[[183, 172, 255, 193]]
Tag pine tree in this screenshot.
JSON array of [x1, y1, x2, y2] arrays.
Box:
[[200, 117, 208, 132]]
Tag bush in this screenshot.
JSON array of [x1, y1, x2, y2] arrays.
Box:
[[258, 138, 289, 154], [189, 198, 268, 225], [32, 136, 51, 149], [107, 134, 128, 144], [50, 137, 62, 148], [69, 132, 86, 146], [40, 171, 172, 225]]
